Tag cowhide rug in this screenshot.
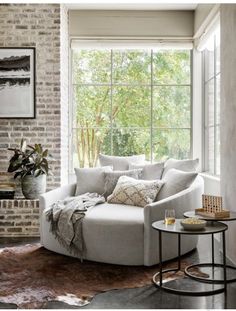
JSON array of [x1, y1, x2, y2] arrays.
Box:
[[0, 243, 204, 309]]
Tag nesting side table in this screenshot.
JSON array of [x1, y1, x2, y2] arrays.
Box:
[[184, 210, 236, 284], [152, 219, 228, 296]]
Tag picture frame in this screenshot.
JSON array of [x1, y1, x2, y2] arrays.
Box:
[[0, 47, 36, 119]]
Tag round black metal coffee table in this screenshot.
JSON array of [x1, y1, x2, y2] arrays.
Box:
[[152, 219, 228, 296], [184, 211, 236, 284]]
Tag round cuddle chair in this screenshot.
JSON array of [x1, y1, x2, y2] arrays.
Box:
[[40, 176, 204, 266]]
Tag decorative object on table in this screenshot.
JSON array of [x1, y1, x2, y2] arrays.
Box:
[[164, 209, 175, 225], [0, 47, 35, 118], [0, 242, 193, 309], [7, 139, 53, 199], [195, 194, 230, 218], [0, 183, 15, 199], [180, 218, 206, 231]]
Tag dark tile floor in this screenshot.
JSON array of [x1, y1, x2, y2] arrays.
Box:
[[1, 236, 236, 309]]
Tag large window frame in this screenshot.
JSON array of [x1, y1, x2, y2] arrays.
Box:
[[69, 47, 193, 173], [202, 27, 220, 176]]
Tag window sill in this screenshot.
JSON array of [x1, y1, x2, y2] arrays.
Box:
[[200, 172, 220, 182]]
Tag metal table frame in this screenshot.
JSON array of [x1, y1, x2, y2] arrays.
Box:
[[152, 220, 228, 296], [184, 211, 236, 284]]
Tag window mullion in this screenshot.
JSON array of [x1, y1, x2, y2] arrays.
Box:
[[151, 49, 153, 162], [110, 49, 113, 155], [214, 34, 217, 175]]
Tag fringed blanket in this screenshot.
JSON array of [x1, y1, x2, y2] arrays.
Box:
[[45, 193, 105, 260]]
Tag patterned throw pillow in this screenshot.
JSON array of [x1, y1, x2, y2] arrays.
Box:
[[107, 176, 164, 207], [104, 169, 142, 197]]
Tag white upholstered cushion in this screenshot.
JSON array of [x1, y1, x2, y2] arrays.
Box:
[[41, 202, 144, 265], [157, 168, 198, 201], [80, 202, 144, 265], [74, 166, 112, 196], [129, 162, 164, 180], [99, 154, 145, 170], [162, 158, 199, 178]]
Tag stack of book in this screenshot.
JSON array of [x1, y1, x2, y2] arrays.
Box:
[[0, 183, 15, 199]]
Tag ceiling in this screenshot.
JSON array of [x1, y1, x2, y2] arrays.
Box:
[[66, 3, 198, 11]]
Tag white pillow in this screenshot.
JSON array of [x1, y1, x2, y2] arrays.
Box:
[[74, 166, 112, 196], [129, 162, 164, 180], [156, 168, 198, 201], [104, 169, 142, 197], [107, 175, 164, 207], [162, 158, 199, 178], [99, 154, 145, 171]]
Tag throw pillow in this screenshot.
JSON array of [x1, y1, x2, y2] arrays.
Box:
[[162, 158, 199, 178], [104, 169, 142, 197], [107, 176, 164, 207], [74, 166, 112, 196], [129, 162, 164, 180], [99, 154, 145, 171], [156, 168, 198, 201]]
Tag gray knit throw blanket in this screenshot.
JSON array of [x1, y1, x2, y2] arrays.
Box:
[[45, 192, 105, 260]]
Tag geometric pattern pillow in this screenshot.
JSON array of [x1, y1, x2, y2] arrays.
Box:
[[107, 176, 164, 207]]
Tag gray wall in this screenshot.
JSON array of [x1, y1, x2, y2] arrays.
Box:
[[221, 4, 236, 264], [194, 4, 215, 35], [69, 10, 194, 37]]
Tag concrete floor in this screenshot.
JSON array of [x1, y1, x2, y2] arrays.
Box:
[[1, 236, 236, 309]]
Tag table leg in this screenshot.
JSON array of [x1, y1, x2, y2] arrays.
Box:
[[159, 231, 162, 287], [212, 233, 215, 266], [178, 233, 181, 270], [222, 231, 227, 292]]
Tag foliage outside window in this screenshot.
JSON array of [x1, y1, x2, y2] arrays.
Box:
[[203, 27, 220, 176], [71, 48, 191, 169]]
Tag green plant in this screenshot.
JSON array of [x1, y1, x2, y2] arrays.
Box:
[[7, 139, 53, 179]]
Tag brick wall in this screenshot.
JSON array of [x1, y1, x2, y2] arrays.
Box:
[[0, 4, 63, 194], [0, 199, 39, 237]]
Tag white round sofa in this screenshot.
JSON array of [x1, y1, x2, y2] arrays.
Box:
[[39, 175, 204, 266]]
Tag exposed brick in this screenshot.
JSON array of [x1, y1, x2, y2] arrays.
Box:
[[0, 4, 62, 196], [0, 198, 39, 237], [6, 215, 21, 220], [0, 133, 8, 137], [0, 4, 69, 237], [0, 221, 14, 226], [15, 221, 32, 226], [15, 25, 28, 29], [7, 227, 22, 233]]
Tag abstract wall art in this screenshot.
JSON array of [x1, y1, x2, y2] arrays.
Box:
[[0, 48, 35, 118]]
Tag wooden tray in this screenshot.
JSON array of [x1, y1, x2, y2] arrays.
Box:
[[195, 208, 230, 219]]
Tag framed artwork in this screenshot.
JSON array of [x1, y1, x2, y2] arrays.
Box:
[[0, 47, 36, 118]]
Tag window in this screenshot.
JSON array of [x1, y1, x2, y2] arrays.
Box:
[[203, 26, 220, 176], [71, 48, 192, 169]]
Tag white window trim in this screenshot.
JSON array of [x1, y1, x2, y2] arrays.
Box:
[[202, 26, 220, 177], [69, 41, 193, 180]]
